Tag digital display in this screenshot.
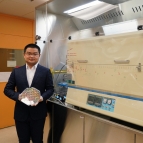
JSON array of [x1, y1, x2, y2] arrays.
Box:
[[87, 94, 103, 107], [87, 95, 95, 105], [94, 96, 102, 107]]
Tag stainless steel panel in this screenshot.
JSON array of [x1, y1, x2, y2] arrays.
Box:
[[136, 133, 143, 143], [45, 103, 84, 143], [60, 108, 84, 143], [84, 115, 135, 143]]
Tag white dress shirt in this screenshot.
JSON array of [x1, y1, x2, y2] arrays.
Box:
[[26, 63, 38, 87]]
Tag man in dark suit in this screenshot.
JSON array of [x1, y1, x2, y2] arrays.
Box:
[[4, 43, 54, 143]]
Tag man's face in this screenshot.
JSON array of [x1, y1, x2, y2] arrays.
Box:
[[24, 47, 40, 66]]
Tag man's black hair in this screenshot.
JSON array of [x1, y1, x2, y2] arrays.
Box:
[[24, 43, 41, 54]]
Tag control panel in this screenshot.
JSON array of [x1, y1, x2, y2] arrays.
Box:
[[87, 94, 115, 112]]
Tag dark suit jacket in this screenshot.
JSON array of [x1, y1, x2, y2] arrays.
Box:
[[4, 64, 54, 121]]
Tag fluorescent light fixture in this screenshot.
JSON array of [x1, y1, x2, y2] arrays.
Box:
[[64, 0, 118, 20], [102, 20, 138, 35], [64, 0, 100, 14]]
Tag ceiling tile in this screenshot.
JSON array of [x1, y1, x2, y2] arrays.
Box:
[[11, 0, 49, 7], [22, 11, 35, 19], [0, 0, 50, 19]]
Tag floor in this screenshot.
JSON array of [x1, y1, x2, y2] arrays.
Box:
[[0, 117, 49, 143]]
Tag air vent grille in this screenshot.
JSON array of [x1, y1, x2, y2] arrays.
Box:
[[132, 5, 143, 13], [81, 11, 124, 25]]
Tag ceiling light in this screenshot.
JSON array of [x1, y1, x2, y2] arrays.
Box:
[[64, 0, 118, 20], [102, 20, 138, 35], [64, 0, 100, 14]]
